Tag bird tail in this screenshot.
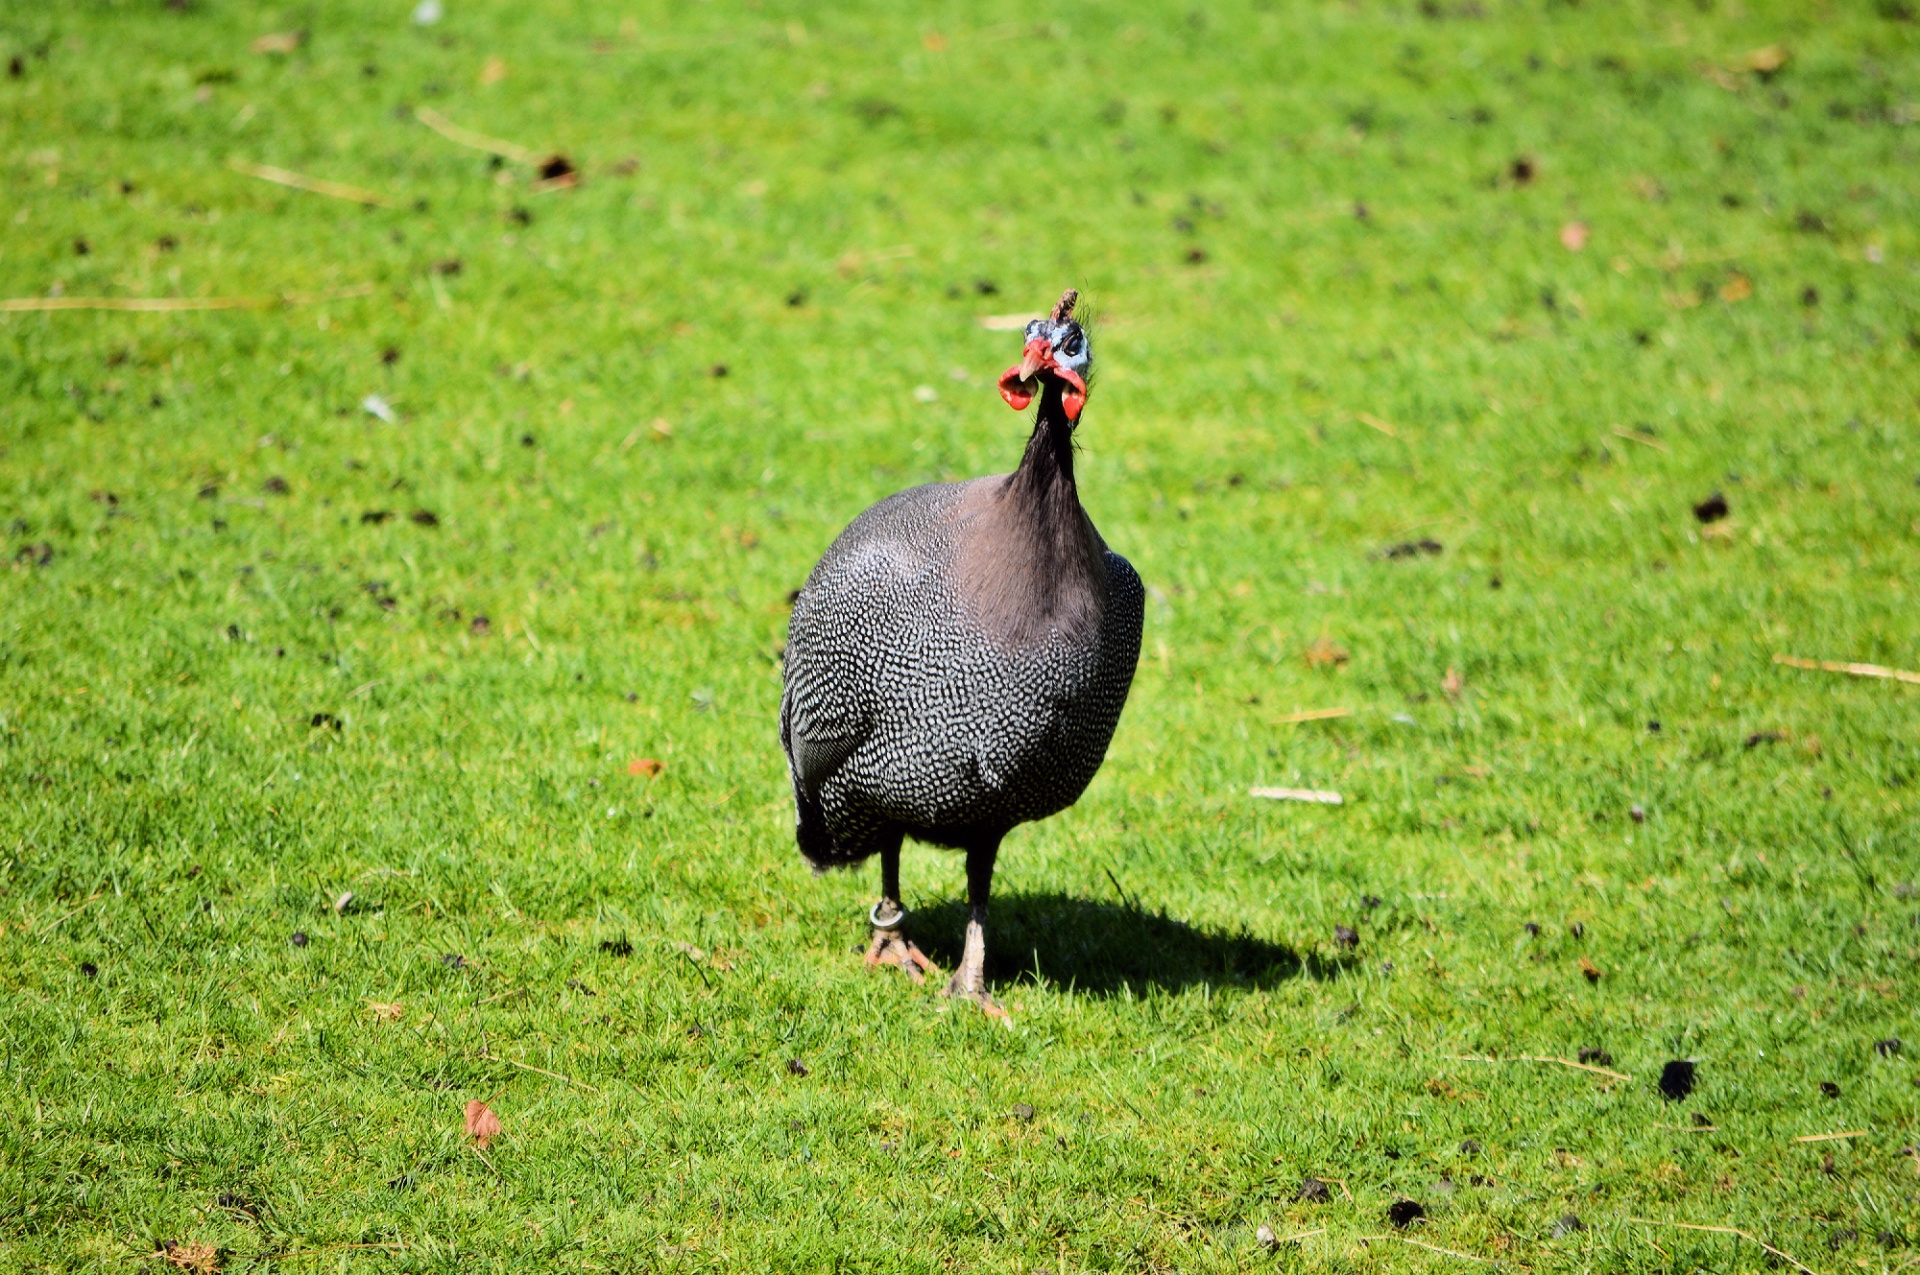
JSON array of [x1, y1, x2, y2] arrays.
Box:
[[792, 775, 839, 872], [782, 690, 845, 871]]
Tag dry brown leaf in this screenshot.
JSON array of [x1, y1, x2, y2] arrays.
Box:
[[1559, 221, 1590, 252], [160, 1240, 221, 1273], [1304, 637, 1350, 669], [250, 31, 304, 54], [1442, 667, 1465, 700], [465, 1098, 501, 1149], [1719, 273, 1753, 302], [366, 1000, 404, 1024], [627, 757, 664, 778], [1747, 44, 1789, 75], [479, 56, 508, 85]]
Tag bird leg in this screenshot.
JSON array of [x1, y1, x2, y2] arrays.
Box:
[[943, 841, 1007, 1019], [864, 840, 934, 982]]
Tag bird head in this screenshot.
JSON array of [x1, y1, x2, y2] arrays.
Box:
[[997, 288, 1091, 422]]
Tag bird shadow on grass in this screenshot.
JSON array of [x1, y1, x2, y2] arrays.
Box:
[[909, 891, 1347, 997]]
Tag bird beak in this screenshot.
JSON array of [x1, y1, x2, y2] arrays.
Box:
[[997, 338, 1052, 411], [1015, 338, 1051, 383]]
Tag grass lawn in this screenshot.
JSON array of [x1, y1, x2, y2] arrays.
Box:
[[3, 0, 1919, 1268]]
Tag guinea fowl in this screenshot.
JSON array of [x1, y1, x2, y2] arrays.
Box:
[[780, 288, 1144, 1017]]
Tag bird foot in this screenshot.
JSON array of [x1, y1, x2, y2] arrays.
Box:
[[941, 973, 1008, 1021], [864, 928, 935, 984]]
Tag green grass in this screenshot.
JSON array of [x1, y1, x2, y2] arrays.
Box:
[[3, 0, 1919, 1269]]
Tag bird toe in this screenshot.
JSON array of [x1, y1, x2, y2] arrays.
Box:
[[941, 976, 1008, 1021], [866, 931, 935, 984]]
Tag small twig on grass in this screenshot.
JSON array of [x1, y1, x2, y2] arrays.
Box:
[[1355, 411, 1400, 437], [1251, 787, 1344, 805], [32, 892, 105, 935], [282, 282, 377, 305], [843, 245, 916, 267], [478, 1050, 600, 1093], [1626, 1218, 1820, 1275], [1274, 707, 1352, 724], [414, 106, 543, 164], [3, 284, 375, 313], [1611, 425, 1669, 452], [3, 295, 270, 313], [587, 31, 750, 55], [227, 158, 399, 207], [1129, 1197, 1189, 1225], [473, 986, 527, 1006], [1640, 240, 1790, 271], [1774, 654, 1920, 686], [1356, 1234, 1491, 1263], [468, 1142, 503, 1177], [1271, 1227, 1327, 1246], [1447, 1053, 1632, 1082], [1792, 1130, 1865, 1143], [250, 1242, 410, 1260]]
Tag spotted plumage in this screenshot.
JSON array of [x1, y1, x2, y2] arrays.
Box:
[[782, 478, 1143, 863], [779, 288, 1143, 1014]]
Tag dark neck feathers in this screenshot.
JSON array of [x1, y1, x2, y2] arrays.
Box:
[[956, 379, 1108, 648], [1009, 380, 1077, 496]]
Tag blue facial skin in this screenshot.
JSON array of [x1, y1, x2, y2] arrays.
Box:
[[1024, 318, 1091, 382]]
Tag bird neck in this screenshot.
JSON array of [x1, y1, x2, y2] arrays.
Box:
[[965, 376, 1104, 647], [1010, 379, 1078, 500]]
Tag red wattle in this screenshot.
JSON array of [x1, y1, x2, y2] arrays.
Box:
[[998, 367, 1035, 410], [1056, 368, 1087, 421]]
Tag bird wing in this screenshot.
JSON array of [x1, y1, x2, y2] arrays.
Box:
[[780, 484, 955, 796], [784, 711, 865, 792], [779, 566, 886, 794]]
